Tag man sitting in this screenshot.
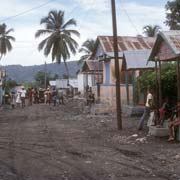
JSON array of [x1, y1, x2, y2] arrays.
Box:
[[168, 105, 180, 141]]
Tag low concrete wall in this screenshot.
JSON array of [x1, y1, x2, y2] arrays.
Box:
[[92, 84, 133, 110]]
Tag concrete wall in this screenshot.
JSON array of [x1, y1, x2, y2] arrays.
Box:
[[92, 84, 133, 110]]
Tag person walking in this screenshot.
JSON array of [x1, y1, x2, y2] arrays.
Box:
[[20, 87, 26, 108], [16, 91, 21, 108], [27, 88, 33, 106], [10, 91, 16, 109], [138, 90, 153, 130]]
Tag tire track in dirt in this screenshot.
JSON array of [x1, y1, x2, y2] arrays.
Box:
[[34, 104, 98, 180]]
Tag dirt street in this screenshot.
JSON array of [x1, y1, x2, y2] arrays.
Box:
[[0, 98, 180, 180]]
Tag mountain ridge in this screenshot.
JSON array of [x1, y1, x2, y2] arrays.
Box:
[[2, 61, 81, 82]]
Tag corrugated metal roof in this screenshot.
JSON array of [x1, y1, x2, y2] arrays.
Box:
[[123, 50, 155, 70], [148, 30, 180, 61], [159, 30, 180, 55], [56, 79, 68, 89], [98, 36, 155, 55]]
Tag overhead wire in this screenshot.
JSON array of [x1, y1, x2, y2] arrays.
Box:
[[119, 0, 141, 35], [0, 0, 57, 23]]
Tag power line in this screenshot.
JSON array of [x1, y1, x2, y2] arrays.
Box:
[[119, 0, 140, 35], [0, 0, 57, 23]]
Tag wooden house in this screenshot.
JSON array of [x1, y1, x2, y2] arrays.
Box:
[[90, 35, 155, 109], [77, 60, 103, 94]]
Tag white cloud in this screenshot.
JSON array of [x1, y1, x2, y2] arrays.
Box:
[[0, 0, 169, 66], [73, 0, 110, 12]]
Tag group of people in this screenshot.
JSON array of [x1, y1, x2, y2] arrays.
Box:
[[10, 87, 27, 108], [10, 86, 65, 108], [139, 89, 180, 142]]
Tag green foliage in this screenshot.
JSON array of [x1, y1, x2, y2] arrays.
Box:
[[138, 70, 156, 91], [4, 79, 18, 93], [165, 0, 180, 30], [0, 23, 15, 59], [143, 25, 161, 37], [35, 10, 80, 64], [34, 71, 57, 88], [138, 63, 177, 100], [78, 39, 95, 64]]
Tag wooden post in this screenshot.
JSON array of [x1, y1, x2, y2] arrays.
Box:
[[158, 60, 162, 106], [111, 0, 122, 130], [44, 61, 47, 89], [177, 59, 180, 102], [155, 57, 159, 124], [125, 70, 129, 105], [132, 71, 136, 106]]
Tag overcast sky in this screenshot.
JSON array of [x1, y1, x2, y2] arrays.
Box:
[[0, 0, 169, 66]]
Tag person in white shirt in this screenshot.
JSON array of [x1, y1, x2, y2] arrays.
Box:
[[138, 90, 153, 130], [20, 87, 26, 108]]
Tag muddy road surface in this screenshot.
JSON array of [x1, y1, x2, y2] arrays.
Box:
[[0, 98, 180, 180]]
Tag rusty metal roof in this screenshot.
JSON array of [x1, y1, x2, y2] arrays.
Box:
[[82, 60, 103, 72], [160, 30, 180, 55], [148, 30, 180, 61], [98, 36, 155, 55]]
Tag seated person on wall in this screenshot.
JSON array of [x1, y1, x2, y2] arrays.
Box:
[[168, 104, 180, 141]]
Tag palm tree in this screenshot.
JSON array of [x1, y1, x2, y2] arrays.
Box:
[[143, 25, 161, 37], [78, 39, 95, 64], [0, 23, 15, 60], [35, 10, 80, 78]]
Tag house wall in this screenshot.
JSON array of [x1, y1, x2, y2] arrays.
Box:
[[77, 73, 85, 93], [103, 58, 123, 85], [92, 84, 133, 110], [77, 73, 96, 94]]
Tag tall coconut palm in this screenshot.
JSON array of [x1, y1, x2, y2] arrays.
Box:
[[143, 25, 161, 37], [35, 10, 80, 78], [0, 23, 15, 60], [78, 39, 95, 64]]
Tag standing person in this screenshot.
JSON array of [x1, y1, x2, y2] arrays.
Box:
[[20, 87, 26, 108], [33, 88, 39, 104], [52, 87, 57, 106], [138, 89, 153, 130], [10, 91, 16, 109], [44, 90, 48, 104], [46, 88, 51, 105], [58, 89, 64, 105], [27, 88, 33, 106], [16, 91, 21, 108]]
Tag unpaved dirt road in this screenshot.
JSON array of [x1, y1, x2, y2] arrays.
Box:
[[0, 98, 180, 180]]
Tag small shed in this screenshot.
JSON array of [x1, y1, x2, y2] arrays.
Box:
[[148, 30, 180, 105], [122, 49, 155, 105]]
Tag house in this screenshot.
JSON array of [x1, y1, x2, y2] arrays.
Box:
[[55, 78, 78, 95], [90, 35, 155, 110], [148, 30, 180, 105], [77, 60, 103, 95], [122, 49, 155, 106], [147, 30, 180, 139]]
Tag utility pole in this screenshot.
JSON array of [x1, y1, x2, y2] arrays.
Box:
[[111, 0, 122, 130], [44, 61, 47, 89]]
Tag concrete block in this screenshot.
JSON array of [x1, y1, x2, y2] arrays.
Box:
[[149, 126, 169, 137], [122, 105, 144, 117]]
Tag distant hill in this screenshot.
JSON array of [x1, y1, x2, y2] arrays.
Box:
[[3, 61, 81, 82]]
